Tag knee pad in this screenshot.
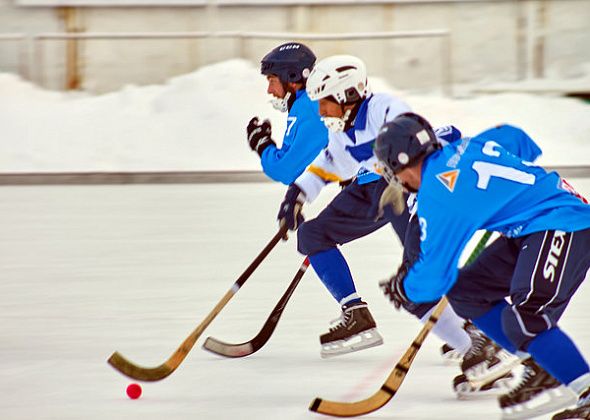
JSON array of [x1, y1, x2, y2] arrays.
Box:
[[446, 295, 479, 320], [501, 305, 545, 350], [297, 220, 326, 255]]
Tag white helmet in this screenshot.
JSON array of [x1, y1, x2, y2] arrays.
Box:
[[306, 55, 371, 104]]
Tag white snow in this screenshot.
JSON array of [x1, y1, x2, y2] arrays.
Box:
[[1, 59, 590, 172], [1, 60, 590, 420]]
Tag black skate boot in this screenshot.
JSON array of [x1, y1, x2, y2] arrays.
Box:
[[552, 386, 590, 419], [499, 358, 577, 420], [453, 371, 516, 400], [461, 322, 520, 387], [320, 301, 383, 358], [441, 321, 486, 365]]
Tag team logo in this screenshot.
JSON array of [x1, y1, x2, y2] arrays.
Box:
[[543, 230, 568, 283], [436, 169, 460, 192], [279, 44, 300, 51]]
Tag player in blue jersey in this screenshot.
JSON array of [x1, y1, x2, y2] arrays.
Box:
[[397, 123, 546, 398], [375, 112, 590, 419], [277, 55, 480, 362], [246, 42, 328, 185]]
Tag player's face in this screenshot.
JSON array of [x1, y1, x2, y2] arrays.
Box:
[[318, 97, 344, 118], [266, 75, 286, 98], [396, 165, 421, 193]]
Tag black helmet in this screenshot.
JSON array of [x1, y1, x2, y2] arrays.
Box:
[[260, 42, 316, 83], [375, 112, 441, 176]]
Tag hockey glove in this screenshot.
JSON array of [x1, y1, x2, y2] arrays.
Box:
[[277, 184, 305, 231], [247, 117, 276, 157], [379, 261, 411, 310]]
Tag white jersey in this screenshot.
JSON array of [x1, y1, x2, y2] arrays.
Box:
[[294, 93, 411, 202]]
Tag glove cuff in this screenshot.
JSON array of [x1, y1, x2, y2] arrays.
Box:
[[393, 276, 408, 301], [255, 137, 276, 157], [289, 184, 306, 204]]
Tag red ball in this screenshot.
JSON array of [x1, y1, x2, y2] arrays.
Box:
[[126, 383, 142, 399]]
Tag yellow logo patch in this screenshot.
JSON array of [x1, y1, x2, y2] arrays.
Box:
[[436, 169, 460, 192]]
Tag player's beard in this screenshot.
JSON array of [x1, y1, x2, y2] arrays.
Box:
[[401, 182, 418, 194]]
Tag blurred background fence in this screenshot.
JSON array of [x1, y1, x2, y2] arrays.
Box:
[[1, 0, 589, 94], [30, 29, 453, 94]]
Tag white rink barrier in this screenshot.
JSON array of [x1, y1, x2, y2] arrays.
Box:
[[1, 166, 588, 185]]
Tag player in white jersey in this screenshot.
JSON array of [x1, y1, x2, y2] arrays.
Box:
[[276, 55, 476, 363]]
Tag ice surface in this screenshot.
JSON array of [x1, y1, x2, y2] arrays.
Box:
[[1, 180, 589, 420], [1, 58, 589, 419]]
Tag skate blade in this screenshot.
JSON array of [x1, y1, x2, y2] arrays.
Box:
[[455, 377, 515, 400], [441, 350, 463, 366], [320, 329, 383, 359], [466, 354, 521, 388], [500, 385, 577, 420]]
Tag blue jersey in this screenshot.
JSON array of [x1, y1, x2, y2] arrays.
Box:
[[404, 130, 590, 303], [260, 89, 328, 185], [402, 124, 542, 265], [471, 124, 542, 161]]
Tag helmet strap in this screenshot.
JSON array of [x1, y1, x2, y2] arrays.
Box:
[[270, 81, 298, 113], [270, 89, 291, 113], [342, 100, 362, 131], [323, 109, 351, 133]]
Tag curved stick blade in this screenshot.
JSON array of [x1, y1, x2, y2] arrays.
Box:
[[308, 233, 493, 417], [309, 389, 394, 418], [202, 338, 255, 358], [202, 258, 309, 358], [107, 352, 175, 382]]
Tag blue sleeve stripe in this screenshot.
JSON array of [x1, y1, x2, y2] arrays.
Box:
[[345, 139, 376, 163]]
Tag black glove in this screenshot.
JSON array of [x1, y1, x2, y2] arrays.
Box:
[[277, 184, 305, 231], [379, 261, 411, 310], [247, 117, 276, 157]]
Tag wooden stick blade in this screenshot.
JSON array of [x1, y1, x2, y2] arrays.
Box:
[[201, 258, 309, 359], [202, 337, 255, 358], [106, 227, 287, 381], [107, 351, 175, 382], [308, 300, 445, 417], [309, 388, 395, 417]]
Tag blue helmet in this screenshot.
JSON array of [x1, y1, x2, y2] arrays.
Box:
[[375, 113, 441, 176], [260, 42, 316, 84]]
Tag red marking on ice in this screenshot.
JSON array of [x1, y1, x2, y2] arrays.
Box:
[[340, 351, 403, 401]]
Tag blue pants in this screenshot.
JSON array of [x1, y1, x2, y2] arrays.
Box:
[[297, 179, 409, 255], [297, 178, 437, 313], [448, 229, 590, 350]]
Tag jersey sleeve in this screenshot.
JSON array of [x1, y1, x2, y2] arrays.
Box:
[[260, 116, 328, 185], [294, 141, 359, 202], [472, 124, 542, 162], [435, 125, 462, 145]]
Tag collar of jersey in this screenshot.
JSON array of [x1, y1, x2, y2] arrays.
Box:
[[345, 94, 373, 144]]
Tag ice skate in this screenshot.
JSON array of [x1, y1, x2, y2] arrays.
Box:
[[453, 371, 516, 400], [441, 321, 484, 365], [440, 343, 463, 365], [499, 358, 577, 420], [461, 324, 520, 387], [552, 386, 590, 419], [320, 301, 383, 358]]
